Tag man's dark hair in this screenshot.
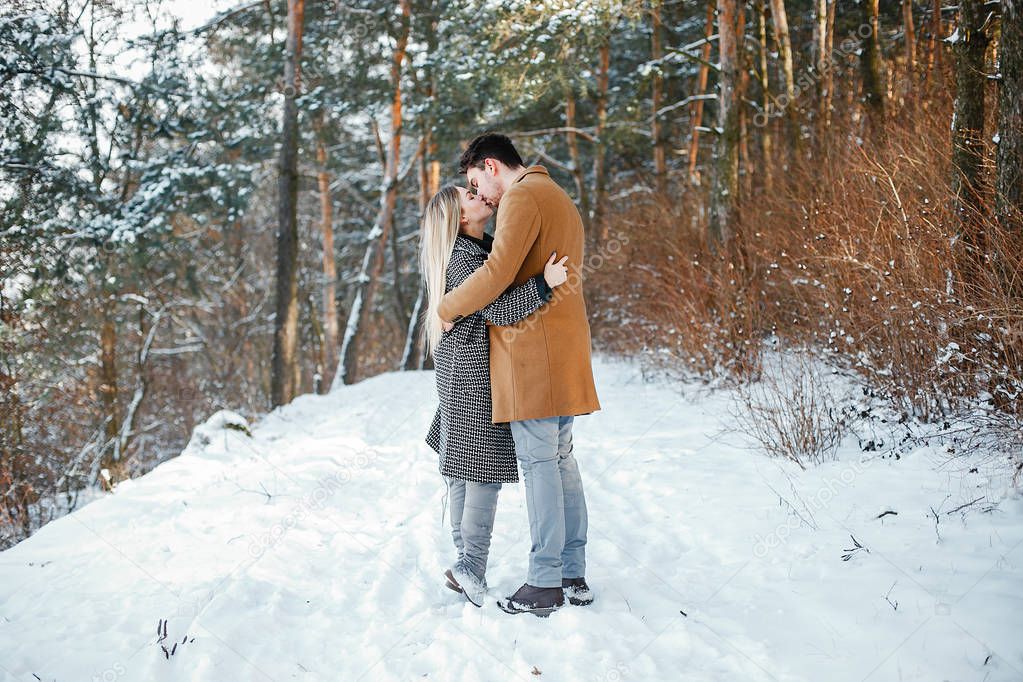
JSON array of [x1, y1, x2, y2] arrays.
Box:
[[458, 132, 524, 174]]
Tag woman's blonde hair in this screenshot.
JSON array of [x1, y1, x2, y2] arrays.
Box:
[[419, 185, 462, 355]]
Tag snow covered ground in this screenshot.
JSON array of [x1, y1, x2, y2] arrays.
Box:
[[2, 357, 1021, 681]]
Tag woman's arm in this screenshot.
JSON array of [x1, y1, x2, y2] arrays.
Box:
[[480, 275, 552, 327]]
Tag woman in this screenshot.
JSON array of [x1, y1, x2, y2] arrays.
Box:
[[422, 184, 568, 607]]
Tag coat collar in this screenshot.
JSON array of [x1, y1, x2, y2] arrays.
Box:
[[454, 231, 493, 254], [512, 165, 549, 185]]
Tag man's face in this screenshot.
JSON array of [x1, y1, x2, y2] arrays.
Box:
[[466, 159, 504, 209]]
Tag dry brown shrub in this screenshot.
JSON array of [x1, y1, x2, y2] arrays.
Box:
[[588, 102, 1022, 436], [753, 104, 1022, 423], [587, 187, 766, 383]]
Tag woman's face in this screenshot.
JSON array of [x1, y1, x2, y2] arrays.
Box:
[[457, 186, 493, 227]]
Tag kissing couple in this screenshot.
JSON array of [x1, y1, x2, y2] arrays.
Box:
[[424, 132, 602, 618]]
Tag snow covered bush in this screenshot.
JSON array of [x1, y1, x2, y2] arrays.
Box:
[[731, 353, 850, 468]]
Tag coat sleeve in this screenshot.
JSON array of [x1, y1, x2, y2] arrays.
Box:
[[437, 189, 542, 323], [446, 249, 552, 328]]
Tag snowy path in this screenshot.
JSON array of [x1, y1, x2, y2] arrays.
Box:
[[2, 358, 1022, 681]]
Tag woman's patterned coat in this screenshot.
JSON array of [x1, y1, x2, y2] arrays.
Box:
[[426, 233, 551, 483]]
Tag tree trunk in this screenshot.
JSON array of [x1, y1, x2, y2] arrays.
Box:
[[0, 346, 30, 539], [688, 0, 715, 185], [98, 304, 119, 472], [736, 1, 750, 195], [111, 302, 156, 477], [996, 0, 1023, 230], [593, 40, 610, 243], [903, 0, 917, 81], [814, 0, 828, 86], [757, 0, 773, 192], [823, 0, 836, 130], [402, 4, 439, 372], [337, 235, 375, 387], [402, 135, 432, 373], [951, 0, 989, 236], [305, 292, 324, 393], [710, 0, 742, 245], [270, 0, 305, 407], [926, 0, 944, 86], [860, 0, 886, 135], [769, 0, 798, 152], [813, 0, 832, 144], [336, 0, 410, 386], [651, 3, 667, 194], [315, 123, 338, 393], [400, 285, 426, 370]]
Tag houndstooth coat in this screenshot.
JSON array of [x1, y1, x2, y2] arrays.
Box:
[[426, 233, 551, 483]]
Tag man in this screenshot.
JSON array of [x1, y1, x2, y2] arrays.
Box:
[[438, 132, 601, 617]]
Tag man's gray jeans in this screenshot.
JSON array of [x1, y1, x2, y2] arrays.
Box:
[[510, 415, 588, 588], [443, 476, 502, 582]]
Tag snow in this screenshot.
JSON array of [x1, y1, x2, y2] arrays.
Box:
[[1, 357, 1022, 681], [1, 272, 32, 304]]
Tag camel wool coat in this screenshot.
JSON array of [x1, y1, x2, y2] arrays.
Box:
[[438, 165, 601, 423]]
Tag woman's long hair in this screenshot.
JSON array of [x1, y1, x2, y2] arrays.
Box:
[[419, 185, 462, 356]]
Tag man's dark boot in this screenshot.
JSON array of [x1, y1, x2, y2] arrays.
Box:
[[496, 583, 565, 617], [562, 577, 594, 606]]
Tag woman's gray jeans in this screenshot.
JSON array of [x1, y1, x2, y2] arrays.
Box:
[[443, 476, 502, 581]]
